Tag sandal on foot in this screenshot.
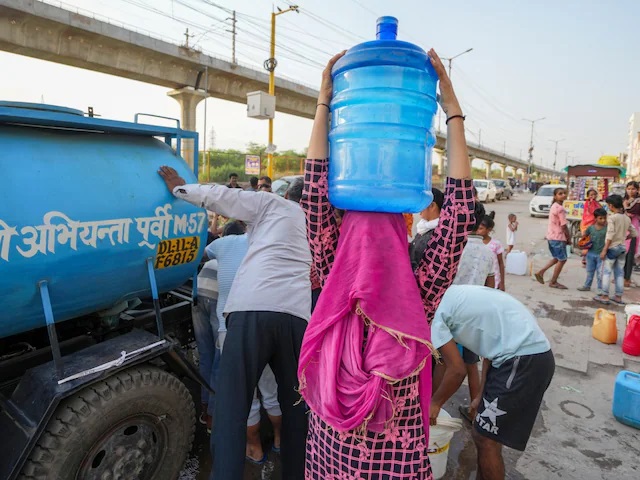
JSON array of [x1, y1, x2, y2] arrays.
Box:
[[549, 283, 568, 289], [245, 453, 268, 466], [534, 273, 545, 284], [611, 297, 626, 306], [593, 296, 610, 305], [272, 445, 281, 454], [577, 286, 591, 291]]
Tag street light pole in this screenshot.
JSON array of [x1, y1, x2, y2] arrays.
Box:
[[266, 5, 299, 179], [564, 150, 573, 168], [523, 117, 546, 176], [549, 138, 564, 172], [438, 48, 473, 132]]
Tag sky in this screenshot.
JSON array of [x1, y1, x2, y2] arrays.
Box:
[[2, 0, 639, 171]]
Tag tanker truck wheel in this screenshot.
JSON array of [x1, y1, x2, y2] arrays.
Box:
[[19, 365, 195, 480]]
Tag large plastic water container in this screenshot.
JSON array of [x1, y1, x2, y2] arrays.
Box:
[[612, 371, 640, 430], [329, 16, 437, 213], [0, 102, 207, 338], [592, 309, 618, 345], [505, 250, 528, 275]]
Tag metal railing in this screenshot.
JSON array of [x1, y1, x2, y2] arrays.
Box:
[[197, 151, 304, 183]]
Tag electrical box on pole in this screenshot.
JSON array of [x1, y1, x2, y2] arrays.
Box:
[[246, 91, 275, 119]]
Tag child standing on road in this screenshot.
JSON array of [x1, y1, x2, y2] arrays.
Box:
[[506, 213, 518, 255], [623, 181, 640, 288], [595, 195, 637, 305], [577, 208, 607, 293], [581, 189, 600, 266], [478, 211, 506, 291], [535, 188, 571, 289]]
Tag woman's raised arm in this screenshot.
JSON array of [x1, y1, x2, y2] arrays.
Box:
[[301, 52, 346, 286], [416, 49, 475, 320]]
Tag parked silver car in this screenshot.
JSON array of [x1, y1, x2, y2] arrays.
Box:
[[492, 179, 513, 200], [271, 175, 303, 197]]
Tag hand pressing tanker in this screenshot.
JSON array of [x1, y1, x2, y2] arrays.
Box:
[[0, 102, 209, 480]]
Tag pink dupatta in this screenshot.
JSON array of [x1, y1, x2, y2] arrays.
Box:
[[298, 211, 436, 434]]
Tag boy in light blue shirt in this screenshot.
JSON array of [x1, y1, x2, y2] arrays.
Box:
[[430, 285, 555, 479]]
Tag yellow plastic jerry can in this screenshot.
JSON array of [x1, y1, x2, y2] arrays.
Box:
[[592, 309, 618, 345]]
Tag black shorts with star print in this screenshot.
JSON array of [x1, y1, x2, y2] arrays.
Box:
[[474, 350, 555, 451]]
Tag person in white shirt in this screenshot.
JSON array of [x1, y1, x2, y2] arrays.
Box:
[[505, 213, 518, 255], [206, 221, 282, 465], [430, 285, 554, 480], [448, 198, 495, 421], [158, 167, 311, 480]]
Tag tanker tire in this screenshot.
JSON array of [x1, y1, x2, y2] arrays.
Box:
[[18, 365, 195, 480]]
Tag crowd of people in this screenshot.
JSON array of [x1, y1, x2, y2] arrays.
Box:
[[158, 49, 554, 480], [533, 183, 640, 306]]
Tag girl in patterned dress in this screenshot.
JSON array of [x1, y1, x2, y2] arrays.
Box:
[[478, 212, 506, 291], [298, 50, 475, 480]]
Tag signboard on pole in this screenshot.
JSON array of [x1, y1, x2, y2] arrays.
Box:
[[245, 155, 261, 176]]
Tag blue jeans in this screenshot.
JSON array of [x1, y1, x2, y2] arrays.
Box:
[[192, 297, 221, 416], [600, 249, 627, 298], [584, 251, 603, 290]]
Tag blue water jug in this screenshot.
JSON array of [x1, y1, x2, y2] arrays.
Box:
[[612, 370, 640, 430], [329, 16, 437, 213]]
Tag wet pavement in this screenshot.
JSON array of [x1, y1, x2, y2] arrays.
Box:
[[182, 192, 640, 479]]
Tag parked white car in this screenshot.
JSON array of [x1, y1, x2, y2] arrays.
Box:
[[473, 179, 497, 202], [529, 184, 567, 217]]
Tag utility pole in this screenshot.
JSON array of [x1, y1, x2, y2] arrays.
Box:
[[226, 11, 237, 65], [203, 66, 209, 180], [503, 141, 506, 155], [437, 48, 473, 132], [564, 150, 573, 168], [549, 138, 564, 172], [523, 117, 546, 176], [183, 28, 195, 48], [266, 5, 299, 179], [478, 129, 482, 146]]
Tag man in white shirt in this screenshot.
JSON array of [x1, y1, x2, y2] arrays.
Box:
[[430, 286, 555, 480], [159, 166, 311, 480]]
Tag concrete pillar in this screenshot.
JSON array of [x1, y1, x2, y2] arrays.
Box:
[[168, 87, 207, 171], [499, 164, 507, 178], [485, 160, 492, 179], [438, 152, 445, 178]]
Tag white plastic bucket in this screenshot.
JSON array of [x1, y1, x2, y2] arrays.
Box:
[[428, 409, 461, 479], [625, 304, 640, 325]]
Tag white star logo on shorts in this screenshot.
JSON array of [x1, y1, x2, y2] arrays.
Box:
[[479, 397, 507, 425]]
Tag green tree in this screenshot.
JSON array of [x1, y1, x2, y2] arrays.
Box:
[[246, 142, 267, 156]]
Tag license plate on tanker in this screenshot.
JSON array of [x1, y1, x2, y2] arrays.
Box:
[[155, 236, 200, 269]]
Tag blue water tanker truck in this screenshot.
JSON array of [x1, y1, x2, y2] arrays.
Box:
[[0, 102, 210, 480]]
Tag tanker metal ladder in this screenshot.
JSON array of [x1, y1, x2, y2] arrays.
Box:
[[38, 259, 170, 383]]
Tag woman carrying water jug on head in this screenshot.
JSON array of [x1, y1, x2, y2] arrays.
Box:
[[298, 17, 475, 480]]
